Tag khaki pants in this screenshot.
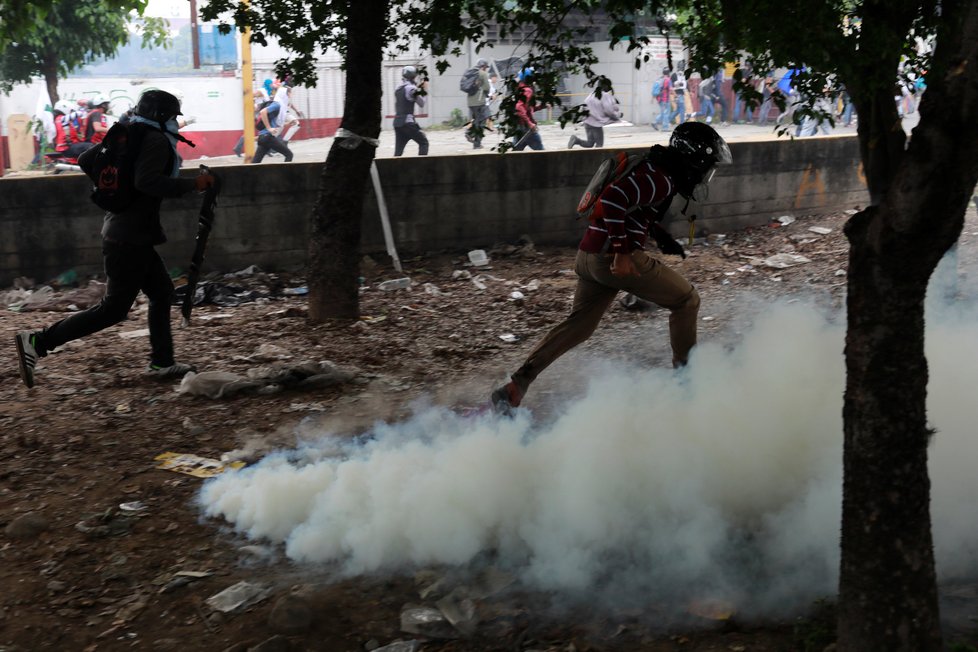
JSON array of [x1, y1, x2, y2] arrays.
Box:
[[511, 250, 699, 393]]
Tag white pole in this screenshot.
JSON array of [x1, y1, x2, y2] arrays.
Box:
[[370, 160, 402, 272]]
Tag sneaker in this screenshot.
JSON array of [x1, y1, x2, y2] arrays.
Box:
[[15, 332, 38, 388], [146, 362, 196, 379], [465, 131, 475, 144], [490, 380, 524, 416], [567, 136, 577, 149]]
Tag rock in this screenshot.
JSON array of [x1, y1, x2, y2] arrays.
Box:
[[374, 641, 421, 652], [435, 588, 478, 636], [364, 640, 380, 651], [247, 635, 292, 652], [268, 593, 313, 635], [400, 604, 457, 639], [46, 580, 68, 593], [5, 512, 51, 539]]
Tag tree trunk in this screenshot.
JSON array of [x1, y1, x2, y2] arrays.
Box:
[[306, 0, 387, 322], [838, 4, 978, 649], [42, 56, 59, 105]]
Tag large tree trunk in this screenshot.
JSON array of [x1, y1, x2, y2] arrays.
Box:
[[838, 4, 978, 649], [306, 0, 387, 322]]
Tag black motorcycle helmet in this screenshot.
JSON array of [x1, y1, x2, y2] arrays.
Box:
[[666, 122, 732, 199], [134, 89, 182, 123]]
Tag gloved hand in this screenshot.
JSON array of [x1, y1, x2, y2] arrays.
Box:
[[194, 173, 216, 192], [651, 223, 687, 259], [182, 115, 197, 126]]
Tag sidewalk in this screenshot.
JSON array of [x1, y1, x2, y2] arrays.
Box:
[[200, 114, 902, 168]]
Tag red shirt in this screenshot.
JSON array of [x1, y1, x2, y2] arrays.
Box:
[[578, 159, 676, 254]]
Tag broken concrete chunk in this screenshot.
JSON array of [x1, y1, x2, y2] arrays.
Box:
[[400, 604, 458, 639]]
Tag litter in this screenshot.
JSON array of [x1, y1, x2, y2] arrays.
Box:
[[467, 249, 489, 267], [509, 291, 525, 301], [400, 605, 458, 639], [119, 329, 150, 339], [205, 581, 272, 613], [154, 452, 246, 478], [283, 286, 309, 295], [776, 215, 796, 226], [379, 278, 412, 291], [498, 333, 518, 343], [197, 313, 234, 321], [118, 501, 148, 513], [470, 276, 487, 291], [423, 283, 447, 296], [177, 361, 355, 399], [761, 253, 812, 269], [451, 270, 472, 280], [808, 226, 833, 234]]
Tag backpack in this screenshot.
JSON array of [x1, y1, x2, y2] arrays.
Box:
[[652, 79, 663, 98], [576, 151, 647, 222], [254, 100, 275, 132], [82, 122, 149, 212], [459, 67, 481, 95]]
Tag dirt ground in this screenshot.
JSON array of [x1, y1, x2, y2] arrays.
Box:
[[1, 207, 976, 652]]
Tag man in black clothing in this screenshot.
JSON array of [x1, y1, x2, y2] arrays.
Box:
[[14, 90, 216, 389]]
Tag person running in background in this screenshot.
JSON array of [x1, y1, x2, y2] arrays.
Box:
[[653, 68, 673, 132], [513, 67, 545, 151], [232, 79, 274, 157], [464, 59, 493, 150], [251, 97, 295, 163], [568, 78, 622, 149], [670, 66, 688, 126], [393, 66, 429, 157]]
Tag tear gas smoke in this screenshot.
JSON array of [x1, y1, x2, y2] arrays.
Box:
[[200, 265, 978, 616]]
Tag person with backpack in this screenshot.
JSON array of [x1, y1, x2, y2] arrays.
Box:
[[394, 66, 429, 157], [652, 68, 672, 132], [489, 122, 732, 414], [462, 58, 492, 149], [14, 90, 216, 389], [251, 91, 295, 163], [670, 66, 689, 126], [568, 77, 622, 149]]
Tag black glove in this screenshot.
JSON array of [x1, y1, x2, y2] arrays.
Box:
[[651, 223, 687, 259]]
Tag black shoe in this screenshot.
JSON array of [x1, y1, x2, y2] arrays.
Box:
[[15, 332, 38, 388], [490, 380, 524, 416], [146, 362, 196, 379]]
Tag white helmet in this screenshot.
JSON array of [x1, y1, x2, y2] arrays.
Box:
[[89, 94, 110, 108], [54, 100, 73, 115]]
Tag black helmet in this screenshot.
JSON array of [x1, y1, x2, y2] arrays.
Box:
[[134, 89, 182, 122], [667, 122, 732, 198], [402, 66, 418, 81]]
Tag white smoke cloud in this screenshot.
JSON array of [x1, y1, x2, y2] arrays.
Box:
[[199, 265, 978, 617]]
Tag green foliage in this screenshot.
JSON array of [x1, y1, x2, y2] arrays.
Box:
[[0, 0, 169, 97], [443, 108, 466, 129], [793, 598, 838, 652]]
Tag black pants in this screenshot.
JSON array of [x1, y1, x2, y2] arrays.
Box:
[[467, 105, 490, 147], [252, 133, 294, 163], [35, 241, 176, 366], [394, 122, 428, 156]]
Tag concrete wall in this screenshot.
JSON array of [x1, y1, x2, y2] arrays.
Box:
[[0, 136, 866, 287]]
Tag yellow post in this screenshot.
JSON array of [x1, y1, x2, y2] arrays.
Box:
[[240, 16, 255, 162]]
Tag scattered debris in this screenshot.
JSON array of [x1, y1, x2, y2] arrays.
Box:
[[498, 333, 518, 343], [468, 249, 489, 267], [4, 512, 51, 540], [776, 215, 796, 226], [809, 226, 833, 235], [177, 361, 355, 399], [760, 253, 812, 269], [206, 581, 272, 613], [400, 604, 458, 639], [154, 452, 246, 478], [379, 278, 412, 291]]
